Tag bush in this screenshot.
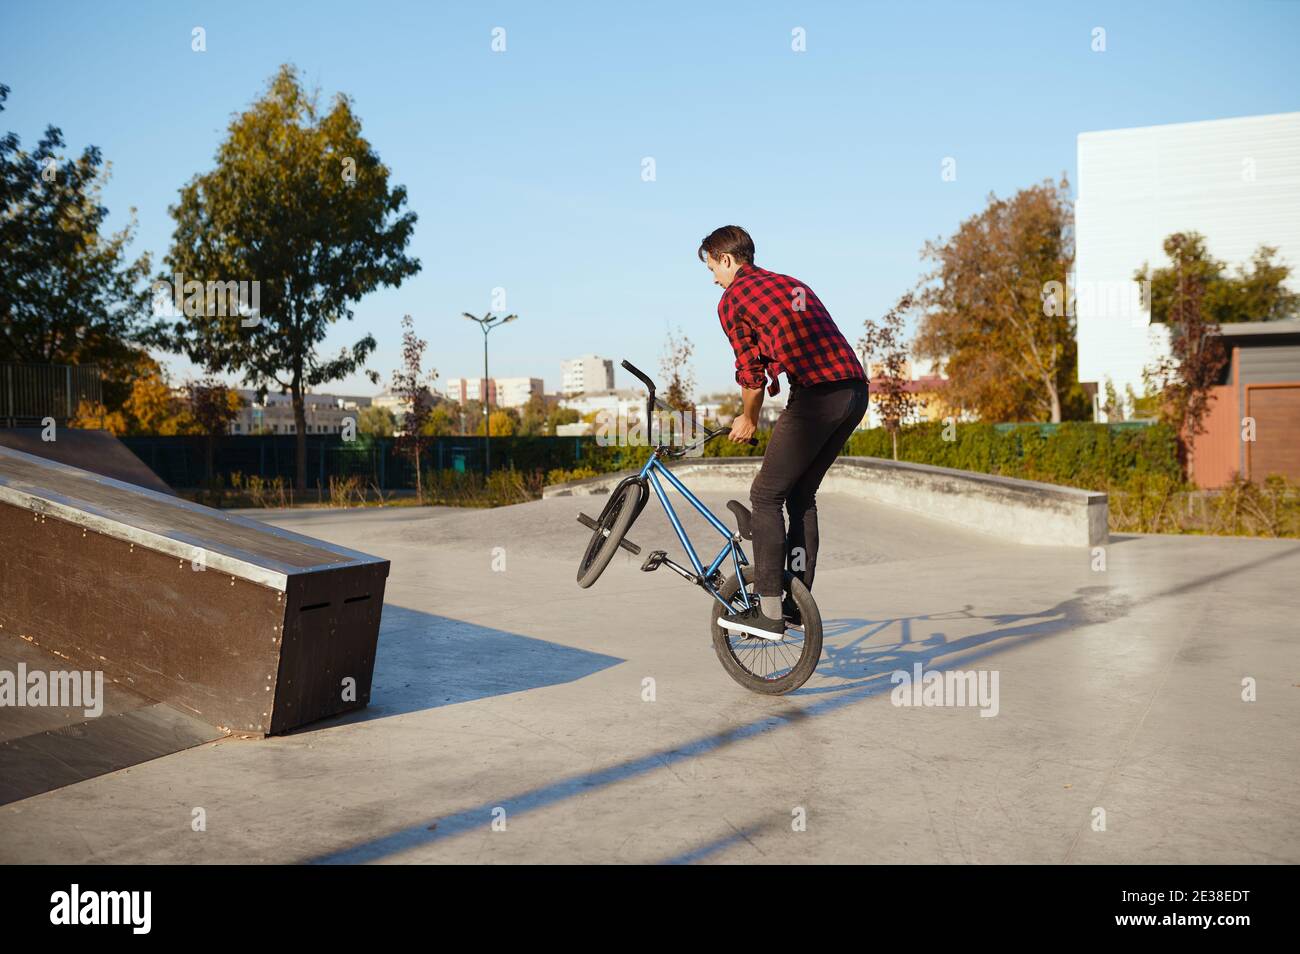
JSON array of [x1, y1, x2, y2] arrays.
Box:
[[546, 466, 598, 485], [424, 468, 541, 507], [842, 421, 1183, 493]]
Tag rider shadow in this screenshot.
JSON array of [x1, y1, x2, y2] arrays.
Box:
[[291, 603, 624, 733], [796, 585, 1133, 696], [304, 584, 1133, 863]]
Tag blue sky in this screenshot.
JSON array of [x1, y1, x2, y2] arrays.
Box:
[[2, 0, 1297, 397]]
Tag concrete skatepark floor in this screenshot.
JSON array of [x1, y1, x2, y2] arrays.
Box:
[[1, 492, 1297, 864]]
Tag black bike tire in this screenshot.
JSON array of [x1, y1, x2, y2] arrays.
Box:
[[575, 482, 641, 588], [709, 572, 823, 694]]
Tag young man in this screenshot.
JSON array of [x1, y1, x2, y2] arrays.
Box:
[[700, 225, 870, 639]]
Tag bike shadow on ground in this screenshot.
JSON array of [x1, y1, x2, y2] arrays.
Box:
[[304, 584, 1128, 863], [303, 546, 1300, 863], [795, 585, 1133, 696], [291, 604, 625, 732]]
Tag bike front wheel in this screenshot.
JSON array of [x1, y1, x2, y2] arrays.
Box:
[[709, 572, 823, 694], [575, 482, 641, 588]]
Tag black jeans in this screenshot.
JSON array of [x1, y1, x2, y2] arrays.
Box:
[[749, 378, 870, 597]]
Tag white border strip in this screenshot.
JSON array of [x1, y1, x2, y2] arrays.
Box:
[[0, 445, 387, 591]]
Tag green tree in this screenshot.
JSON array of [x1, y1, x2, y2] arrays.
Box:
[[546, 405, 580, 433], [1136, 232, 1298, 325], [392, 315, 433, 500], [519, 393, 549, 435], [421, 403, 458, 436], [0, 84, 156, 410], [163, 65, 420, 490], [460, 399, 485, 436], [357, 404, 396, 437], [1143, 234, 1228, 476]]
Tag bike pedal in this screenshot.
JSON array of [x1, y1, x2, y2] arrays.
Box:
[[640, 550, 667, 572]]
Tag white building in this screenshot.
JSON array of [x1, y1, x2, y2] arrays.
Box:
[[443, 376, 543, 409], [496, 377, 544, 408], [1075, 112, 1300, 418], [555, 421, 594, 437], [559, 388, 646, 421], [560, 355, 615, 395], [229, 390, 372, 435]]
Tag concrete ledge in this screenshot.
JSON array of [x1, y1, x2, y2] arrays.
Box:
[[544, 456, 1108, 547]]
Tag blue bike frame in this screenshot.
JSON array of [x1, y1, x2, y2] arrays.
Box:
[[638, 451, 753, 612]]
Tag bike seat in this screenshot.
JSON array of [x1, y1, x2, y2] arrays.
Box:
[[726, 499, 753, 539]]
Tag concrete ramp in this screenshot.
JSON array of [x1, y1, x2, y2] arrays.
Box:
[[0, 427, 173, 494]]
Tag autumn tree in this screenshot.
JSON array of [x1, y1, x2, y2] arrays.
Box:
[[68, 401, 127, 434], [186, 379, 242, 484], [659, 326, 696, 411], [861, 293, 921, 460], [658, 325, 697, 443], [123, 356, 195, 435], [914, 176, 1085, 422], [488, 408, 519, 436], [164, 65, 419, 491]]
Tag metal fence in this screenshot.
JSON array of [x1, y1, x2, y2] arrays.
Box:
[[117, 434, 592, 489], [0, 364, 102, 425]]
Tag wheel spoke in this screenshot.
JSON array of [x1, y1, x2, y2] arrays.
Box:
[[716, 582, 815, 682]]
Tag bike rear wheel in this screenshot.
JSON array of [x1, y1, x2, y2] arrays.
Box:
[[575, 482, 641, 588], [709, 572, 822, 694]]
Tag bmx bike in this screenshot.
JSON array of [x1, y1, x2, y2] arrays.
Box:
[[574, 359, 823, 695]]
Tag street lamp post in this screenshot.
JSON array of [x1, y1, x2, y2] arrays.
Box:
[[462, 312, 518, 477]]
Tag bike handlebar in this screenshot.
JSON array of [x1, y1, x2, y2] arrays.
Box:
[[623, 358, 758, 450], [704, 427, 759, 448], [621, 359, 655, 390]]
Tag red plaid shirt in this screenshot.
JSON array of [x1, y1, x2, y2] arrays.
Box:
[[717, 264, 865, 395]]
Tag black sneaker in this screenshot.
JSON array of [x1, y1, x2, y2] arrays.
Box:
[[782, 595, 803, 628], [719, 605, 786, 640]]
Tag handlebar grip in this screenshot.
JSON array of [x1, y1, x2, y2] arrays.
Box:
[[705, 427, 760, 447], [621, 359, 655, 389]]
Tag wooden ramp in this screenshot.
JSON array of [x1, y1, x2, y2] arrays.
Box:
[[0, 427, 174, 494], [0, 638, 224, 805], [0, 444, 390, 746]]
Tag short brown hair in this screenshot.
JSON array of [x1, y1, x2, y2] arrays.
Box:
[[698, 225, 755, 265]]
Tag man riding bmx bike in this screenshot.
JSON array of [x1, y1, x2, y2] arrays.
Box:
[[699, 225, 871, 639]]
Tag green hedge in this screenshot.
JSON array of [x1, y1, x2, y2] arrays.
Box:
[[842, 421, 1182, 492], [567, 420, 1182, 494]]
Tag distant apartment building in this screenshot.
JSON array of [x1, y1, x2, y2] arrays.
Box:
[[559, 387, 775, 435], [443, 376, 543, 409], [496, 377, 544, 408], [560, 355, 615, 395], [1075, 112, 1300, 419], [229, 390, 372, 435], [558, 388, 646, 422]]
